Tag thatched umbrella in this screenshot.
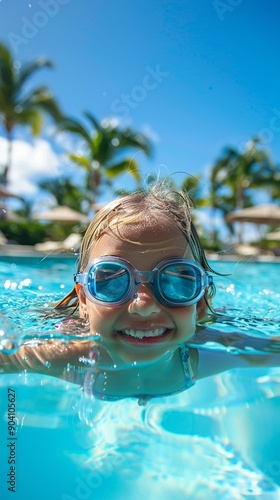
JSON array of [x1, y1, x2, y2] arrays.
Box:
[[33, 206, 89, 224], [226, 204, 280, 225]]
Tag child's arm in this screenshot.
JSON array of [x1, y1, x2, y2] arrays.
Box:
[[191, 325, 280, 353], [0, 341, 92, 383], [197, 348, 280, 379], [192, 326, 280, 379]]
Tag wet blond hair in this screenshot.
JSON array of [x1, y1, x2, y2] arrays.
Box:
[[55, 182, 216, 310]]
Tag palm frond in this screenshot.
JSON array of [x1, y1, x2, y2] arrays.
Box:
[[105, 158, 141, 184], [17, 59, 53, 89], [84, 111, 103, 132], [57, 117, 92, 143], [17, 109, 43, 135], [68, 154, 91, 170], [118, 130, 152, 157]]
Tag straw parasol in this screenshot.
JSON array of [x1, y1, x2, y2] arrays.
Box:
[[33, 206, 89, 224], [226, 204, 280, 225]]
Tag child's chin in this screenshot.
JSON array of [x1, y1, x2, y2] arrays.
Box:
[[116, 346, 173, 365]]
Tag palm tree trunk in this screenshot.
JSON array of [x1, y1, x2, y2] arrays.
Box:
[[2, 129, 13, 186], [92, 168, 101, 205], [236, 186, 245, 244], [0, 130, 13, 220]]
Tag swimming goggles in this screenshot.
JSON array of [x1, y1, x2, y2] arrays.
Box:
[[74, 256, 213, 308]]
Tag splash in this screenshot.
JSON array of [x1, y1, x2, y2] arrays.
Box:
[[0, 311, 99, 354], [0, 314, 21, 354]]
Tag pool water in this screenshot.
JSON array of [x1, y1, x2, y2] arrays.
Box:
[[0, 256, 280, 500]]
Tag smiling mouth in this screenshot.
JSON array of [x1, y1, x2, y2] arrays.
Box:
[[116, 328, 172, 344]]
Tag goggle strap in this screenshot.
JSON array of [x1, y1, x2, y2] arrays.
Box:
[[74, 273, 87, 286]]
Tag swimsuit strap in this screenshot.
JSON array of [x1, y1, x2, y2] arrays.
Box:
[[179, 344, 196, 389]]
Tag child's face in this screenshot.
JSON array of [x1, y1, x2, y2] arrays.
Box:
[[78, 222, 206, 365]]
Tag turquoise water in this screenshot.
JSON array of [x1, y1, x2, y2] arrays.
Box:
[[0, 256, 280, 499]]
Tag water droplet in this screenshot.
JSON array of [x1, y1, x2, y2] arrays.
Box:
[[13, 60, 22, 69], [14, 104, 22, 113], [45, 361, 52, 368], [0, 339, 18, 355]]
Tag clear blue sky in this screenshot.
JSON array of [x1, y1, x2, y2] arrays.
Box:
[[1, 0, 280, 207]]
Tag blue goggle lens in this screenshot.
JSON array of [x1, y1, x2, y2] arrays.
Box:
[[159, 264, 201, 303], [86, 261, 203, 305], [88, 262, 130, 303]]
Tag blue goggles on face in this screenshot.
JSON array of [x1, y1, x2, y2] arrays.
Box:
[[74, 257, 213, 308]]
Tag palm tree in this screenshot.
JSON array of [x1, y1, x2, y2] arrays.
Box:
[[181, 174, 208, 209], [210, 138, 279, 241], [270, 171, 280, 202], [12, 199, 33, 220], [38, 177, 90, 213], [58, 112, 152, 204], [0, 42, 61, 186]]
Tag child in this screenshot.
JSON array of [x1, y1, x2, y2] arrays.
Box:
[[1, 184, 279, 405]]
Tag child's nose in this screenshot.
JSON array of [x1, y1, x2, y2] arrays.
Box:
[[128, 284, 161, 316]]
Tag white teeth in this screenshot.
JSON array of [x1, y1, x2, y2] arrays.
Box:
[[121, 328, 166, 339]]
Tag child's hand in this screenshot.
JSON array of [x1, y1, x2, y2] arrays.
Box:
[[192, 326, 280, 354]]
